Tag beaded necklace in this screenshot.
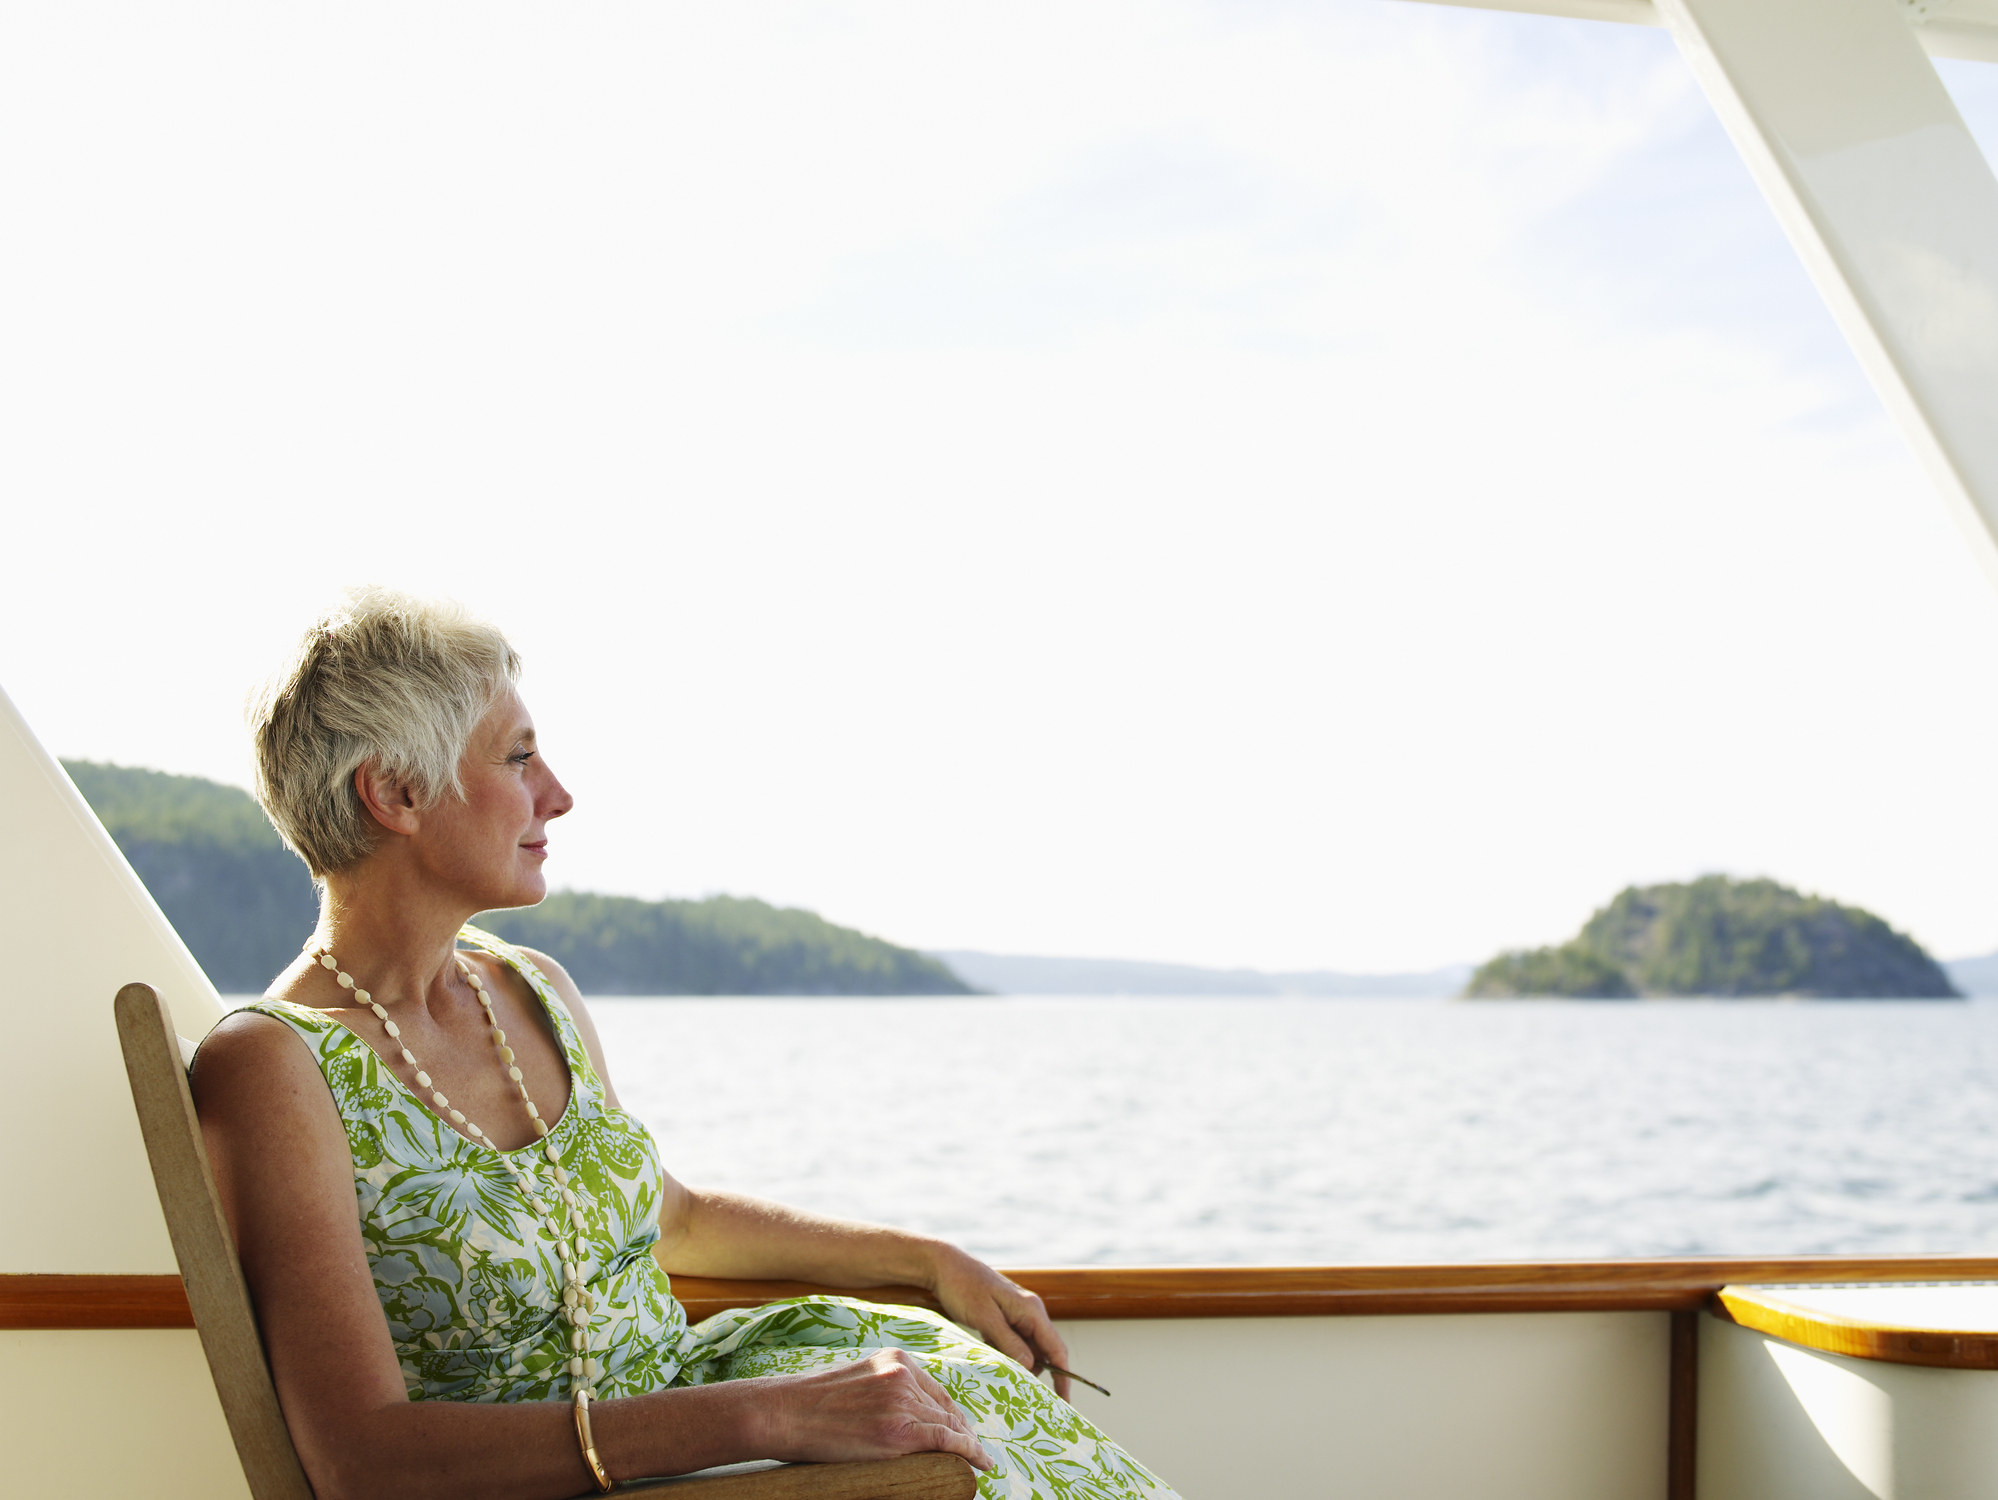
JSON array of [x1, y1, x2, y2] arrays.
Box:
[[307, 942, 599, 1410]]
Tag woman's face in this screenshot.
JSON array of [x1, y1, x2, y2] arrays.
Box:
[[415, 686, 573, 912]]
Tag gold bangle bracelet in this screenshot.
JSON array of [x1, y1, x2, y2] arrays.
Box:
[[573, 1391, 614, 1493]]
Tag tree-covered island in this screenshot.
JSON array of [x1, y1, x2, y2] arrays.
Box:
[[1464, 875, 1959, 999], [62, 760, 973, 996]]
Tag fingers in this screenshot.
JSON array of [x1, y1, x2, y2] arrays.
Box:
[[913, 1418, 994, 1471], [882, 1351, 987, 1467], [1012, 1295, 1071, 1374], [982, 1315, 1038, 1373], [997, 1286, 1075, 1402], [902, 1354, 960, 1414]]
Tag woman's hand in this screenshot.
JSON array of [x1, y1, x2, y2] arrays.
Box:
[[926, 1247, 1076, 1402], [755, 1350, 993, 1472]]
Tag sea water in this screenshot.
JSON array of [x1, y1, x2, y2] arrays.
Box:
[[587, 996, 1998, 1266]]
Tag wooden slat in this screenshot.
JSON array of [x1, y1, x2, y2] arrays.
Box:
[[1713, 1285, 1998, 1370], [618, 1454, 976, 1498], [114, 982, 316, 1500], [18, 1255, 1998, 1330]]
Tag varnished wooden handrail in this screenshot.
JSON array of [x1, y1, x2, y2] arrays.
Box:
[[0, 1272, 197, 1329], [989, 1257, 1998, 1320], [621, 1454, 974, 1499], [13, 1255, 1998, 1330], [670, 1278, 945, 1323]]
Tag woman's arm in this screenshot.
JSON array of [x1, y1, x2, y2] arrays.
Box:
[[517, 947, 1076, 1399], [192, 1012, 987, 1500], [654, 1187, 1078, 1400]]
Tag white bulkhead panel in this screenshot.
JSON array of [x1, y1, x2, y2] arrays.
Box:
[[1, 683, 225, 1273], [0, 1329, 249, 1500], [1062, 1310, 1670, 1500]]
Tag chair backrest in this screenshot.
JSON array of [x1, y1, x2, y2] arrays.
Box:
[[115, 982, 315, 1500]]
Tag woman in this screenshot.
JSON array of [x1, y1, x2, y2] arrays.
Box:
[[193, 587, 1177, 1500]]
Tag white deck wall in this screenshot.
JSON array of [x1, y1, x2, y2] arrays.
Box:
[[1062, 1310, 1669, 1500], [3, 1312, 1669, 1500], [0, 1330, 250, 1499]]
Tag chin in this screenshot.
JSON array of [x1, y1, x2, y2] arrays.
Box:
[[485, 872, 550, 912]]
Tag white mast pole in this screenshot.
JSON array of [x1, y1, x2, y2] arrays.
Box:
[[1655, 0, 1998, 582]]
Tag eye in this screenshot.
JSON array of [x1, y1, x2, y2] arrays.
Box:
[[510, 749, 537, 766]]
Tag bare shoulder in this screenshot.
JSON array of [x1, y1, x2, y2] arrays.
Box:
[[510, 945, 622, 1106], [512, 944, 586, 1007], [188, 1008, 359, 1259], [192, 1006, 326, 1102], [192, 1008, 351, 1152]]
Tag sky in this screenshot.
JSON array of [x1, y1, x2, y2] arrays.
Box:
[[6, 1, 1998, 973]]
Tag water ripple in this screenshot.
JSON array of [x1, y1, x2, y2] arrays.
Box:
[[590, 996, 1998, 1265]]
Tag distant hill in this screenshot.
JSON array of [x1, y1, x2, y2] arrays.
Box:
[[480, 893, 972, 996], [1465, 875, 1959, 1000], [62, 760, 972, 996], [63, 760, 320, 993], [933, 950, 1471, 998]]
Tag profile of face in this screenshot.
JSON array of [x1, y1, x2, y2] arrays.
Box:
[[355, 685, 574, 912]]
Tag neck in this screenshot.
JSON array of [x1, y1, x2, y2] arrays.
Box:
[[312, 863, 478, 1009]]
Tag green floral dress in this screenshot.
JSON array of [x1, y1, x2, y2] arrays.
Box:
[[234, 925, 1176, 1500]]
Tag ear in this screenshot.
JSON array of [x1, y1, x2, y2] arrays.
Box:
[[352, 760, 422, 838]]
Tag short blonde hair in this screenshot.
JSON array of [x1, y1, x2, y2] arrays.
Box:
[[248, 586, 522, 877]]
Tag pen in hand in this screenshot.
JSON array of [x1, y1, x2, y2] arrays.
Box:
[[1042, 1363, 1112, 1398]]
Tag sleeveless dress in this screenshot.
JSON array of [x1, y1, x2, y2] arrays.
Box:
[[231, 925, 1177, 1500]]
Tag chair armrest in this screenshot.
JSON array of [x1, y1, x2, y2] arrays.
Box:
[[615, 1452, 977, 1498]]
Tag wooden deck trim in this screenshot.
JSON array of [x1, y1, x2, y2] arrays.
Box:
[[1713, 1284, 1998, 1370], [672, 1279, 944, 1324], [0, 1272, 195, 1329], [14, 1256, 1998, 1330], [986, 1257, 1998, 1320]]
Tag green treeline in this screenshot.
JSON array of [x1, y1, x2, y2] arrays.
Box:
[[1465, 875, 1958, 999], [62, 760, 973, 996], [63, 760, 321, 993], [475, 892, 971, 996]]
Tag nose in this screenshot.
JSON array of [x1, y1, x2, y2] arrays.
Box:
[[538, 764, 574, 821]]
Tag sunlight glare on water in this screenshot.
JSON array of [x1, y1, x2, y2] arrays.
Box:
[[588, 996, 1998, 1266]]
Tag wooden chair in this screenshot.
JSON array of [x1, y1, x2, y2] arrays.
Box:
[[114, 982, 976, 1500]]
